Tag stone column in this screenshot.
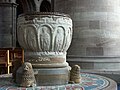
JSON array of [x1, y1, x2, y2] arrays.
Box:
[[0, 0, 17, 47], [54, 0, 120, 73]]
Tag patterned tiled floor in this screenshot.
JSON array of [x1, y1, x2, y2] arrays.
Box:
[[0, 73, 117, 90]]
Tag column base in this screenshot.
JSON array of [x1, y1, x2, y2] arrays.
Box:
[[34, 66, 70, 86], [67, 56, 120, 71], [25, 51, 67, 68]]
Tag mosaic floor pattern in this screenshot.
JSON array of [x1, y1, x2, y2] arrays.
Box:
[[0, 73, 117, 90]]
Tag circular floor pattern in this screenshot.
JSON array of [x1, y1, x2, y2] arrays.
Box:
[[0, 73, 116, 90]]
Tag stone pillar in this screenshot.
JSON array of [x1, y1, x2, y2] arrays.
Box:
[[54, 0, 120, 72], [0, 0, 17, 47]]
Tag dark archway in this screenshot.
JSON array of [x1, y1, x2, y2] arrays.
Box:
[[40, 0, 51, 12], [16, 0, 24, 47], [16, 0, 23, 16]]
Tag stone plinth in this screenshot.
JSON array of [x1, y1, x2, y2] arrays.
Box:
[[34, 67, 69, 86], [17, 12, 73, 85]]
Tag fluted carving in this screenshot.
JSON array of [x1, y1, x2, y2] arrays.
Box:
[[17, 12, 72, 67], [17, 12, 72, 53]]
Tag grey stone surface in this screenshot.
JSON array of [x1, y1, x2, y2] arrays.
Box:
[[34, 67, 70, 86], [0, 34, 12, 47], [0, 3, 17, 47], [54, 0, 120, 72], [89, 21, 100, 29], [55, 0, 120, 56], [68, 57, 120, 70], [86, 47, 103, 56]]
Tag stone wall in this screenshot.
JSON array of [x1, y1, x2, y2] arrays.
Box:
[[0, 2, 17, 47], [54, 0, 120, 57], [54, 0, 120, 72]]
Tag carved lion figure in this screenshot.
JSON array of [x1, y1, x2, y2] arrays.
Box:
[[16, 62, 36, 87], [70, 65, 81, 83]]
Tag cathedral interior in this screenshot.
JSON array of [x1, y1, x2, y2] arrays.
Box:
[[0, 0, 120, 89]]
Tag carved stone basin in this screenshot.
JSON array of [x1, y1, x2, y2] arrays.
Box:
[[17, 12, 73, 85]]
